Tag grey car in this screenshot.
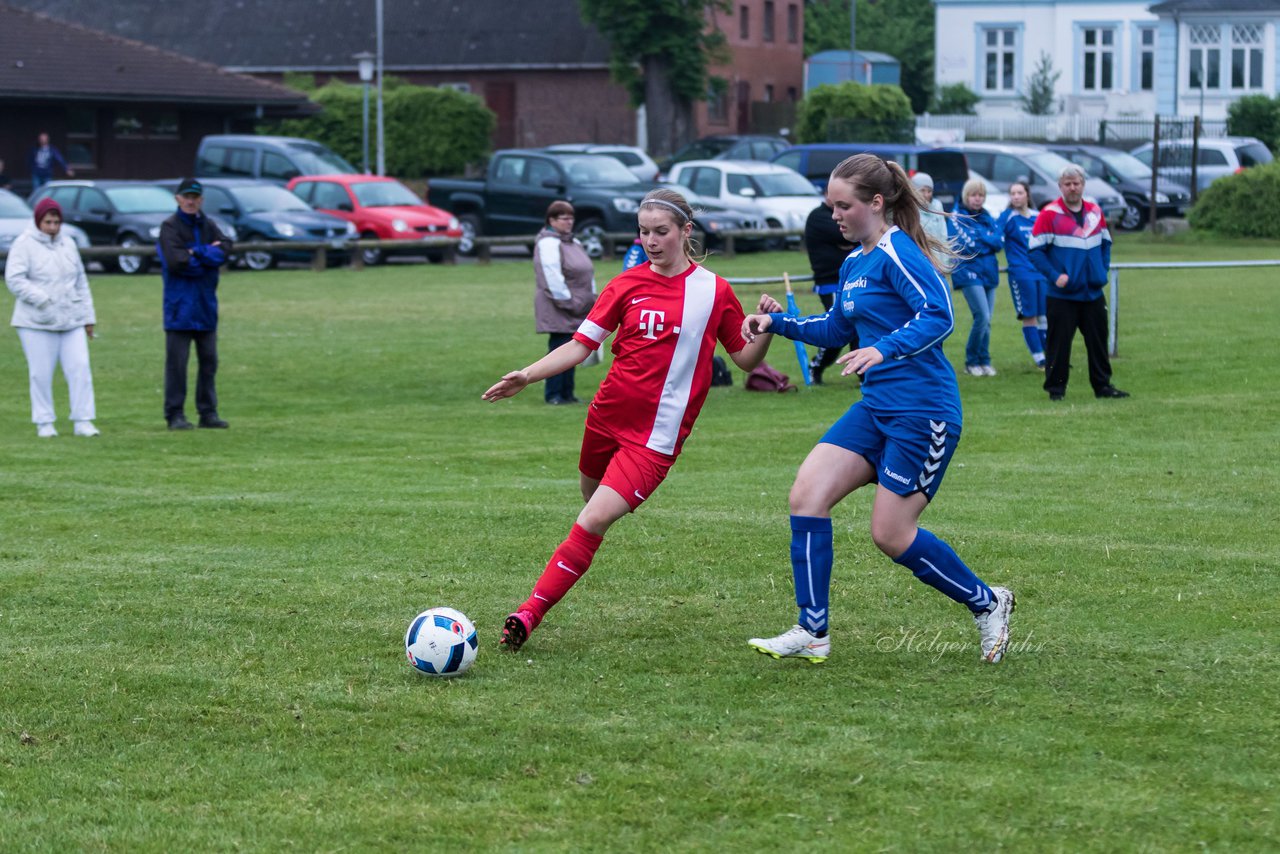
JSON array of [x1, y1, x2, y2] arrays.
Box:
[[951, 142, 1128, 225], [1129, 136, 1273, 194], [0, 188, 90, 270]]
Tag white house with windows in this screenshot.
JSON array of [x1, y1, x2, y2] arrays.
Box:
[[933, 0, 1280, 119]]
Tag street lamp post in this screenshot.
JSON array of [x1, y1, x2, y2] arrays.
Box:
[[375, 0, 385, 176], [354, 52, 374, 174]]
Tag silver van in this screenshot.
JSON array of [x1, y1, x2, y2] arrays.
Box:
[[195, 135, 358, 185]]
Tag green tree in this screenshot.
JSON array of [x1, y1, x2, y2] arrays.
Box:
[[1226, 94, 1280, 153], [802, 0, 936, 114], [929, 82, 980, 115], [579, 0, 730, 158], [1019, 52, 1060, 115], [267, 79, 494, 177], [795, 81, 915, 143]]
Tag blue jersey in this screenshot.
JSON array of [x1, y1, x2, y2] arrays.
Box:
[[997, 209, 1045, 286], [768, 227, 961, 425], [947, 206, 1002, 288]]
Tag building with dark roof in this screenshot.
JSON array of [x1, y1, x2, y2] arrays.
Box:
[[6, 0, 805, 156], [0, 2, 314, 190]]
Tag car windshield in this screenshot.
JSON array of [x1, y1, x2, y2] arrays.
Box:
[[750, 171, 817, 197], [234, 185, 312, 213], [557, 155, 638, 186], [351, 181, 423, 207], [105, 185, 180, 213], [674, 139, 735, 161], [1023, 151, 1080, 181], [0, 190, 30, 218], [285, 143, 358, 174], [1097, 150, 1152, 181]]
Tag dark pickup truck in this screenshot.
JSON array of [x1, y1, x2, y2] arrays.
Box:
[[426, 148, 654, 257]]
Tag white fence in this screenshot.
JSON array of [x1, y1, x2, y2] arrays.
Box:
[[916, 114, 1229, 144]]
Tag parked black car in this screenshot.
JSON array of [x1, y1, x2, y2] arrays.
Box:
[[161, 178, 355, 270], [29, 180, 235, 274], [1046, 143, 1192, 230]]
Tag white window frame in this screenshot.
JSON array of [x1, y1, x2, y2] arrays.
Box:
[[1187, 23, 1224, 92], [1076, 22, 1119, 94], [1132, 24, 1157, 92], [1229, 22, 1265, 91], [976, 24, 1022, 96]]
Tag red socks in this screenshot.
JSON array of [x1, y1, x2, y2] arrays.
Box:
[[520, 523, 603, 628]]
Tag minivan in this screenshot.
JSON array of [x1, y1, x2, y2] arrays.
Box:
[[770, 143, 970, 210], [195, 135, 358, 185]]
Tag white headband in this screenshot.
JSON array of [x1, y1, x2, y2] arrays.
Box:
[[640, 197, 689, 223]]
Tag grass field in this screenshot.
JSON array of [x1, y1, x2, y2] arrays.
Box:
[[2, 231, 1277, 851]]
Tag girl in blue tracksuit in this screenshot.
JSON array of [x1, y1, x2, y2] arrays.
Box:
[[947, 178, 1003, 376], [996, 181, 1048, 368], [740, 153, 1016, 666]]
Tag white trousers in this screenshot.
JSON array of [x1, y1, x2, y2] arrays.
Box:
[[15, 327, 96, 425]]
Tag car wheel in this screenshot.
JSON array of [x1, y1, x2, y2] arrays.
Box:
[[575, 218, 607, 259], [242, 235, 276, 271], [426, 250, 445, 264], [1118, 200, 1146, 231], [360, 232, 385, 266], [116, 235, 150, 275], [457, 214, 481, 256]]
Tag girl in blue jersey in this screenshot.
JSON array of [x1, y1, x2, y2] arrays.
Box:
[[996, 181, 1048, 368], [742, 153, 1015, 665], [948, 178, 1003, 376]]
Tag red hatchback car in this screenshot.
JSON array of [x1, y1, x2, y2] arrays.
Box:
[[287, 174, 461, 264]]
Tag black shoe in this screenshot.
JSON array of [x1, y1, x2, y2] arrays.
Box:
[[1049, 393, 1065, 402], [1095, 386, 1130, 399], [198, 415, 230, 428], [168, 416, 194, 430]]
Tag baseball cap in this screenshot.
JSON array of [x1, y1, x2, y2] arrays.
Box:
[[176, 177, 203, 196]]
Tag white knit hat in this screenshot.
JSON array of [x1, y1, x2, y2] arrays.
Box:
[[911, 172, 934, 190]]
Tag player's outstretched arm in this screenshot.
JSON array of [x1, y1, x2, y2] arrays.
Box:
[[482, 339, 593, 402]]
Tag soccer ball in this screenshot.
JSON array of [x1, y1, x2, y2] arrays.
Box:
[[405, 607, 478, 677]]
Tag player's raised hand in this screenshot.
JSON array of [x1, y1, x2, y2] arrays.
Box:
[[741, 313, 773, 343], [482, 371, 530, 401], [756, 293, 784, 313], [837, 346, 885, 376]]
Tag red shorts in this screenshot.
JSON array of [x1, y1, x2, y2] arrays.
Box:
[[579, 419, 676, 510]]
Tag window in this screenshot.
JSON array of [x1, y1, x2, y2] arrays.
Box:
[[787, 86, 797, 101], [66, 107, 97, 169], [290, 182, 315, 204], [764, 84, 775, 102], [1137, 27, 1156, 91], [1081, 26, 1117, 91], [203, 187, 236, 215], [111, 110, 177, 139], [981, 28, 1017, 93], [691, 168, 721, 197], [492, 156, 527, 185], [707, 88, 728, 124], [1188, 24, 1221, 90], [726, 173, 754, 195], [787, 3, 798, 44], [79, 187, 109, 214], [526, 159, 560, 188], [113, 111, 145, 138], [262, 151, 300, 181], [311, 182, 352, 210], [224, 148, 255, 177], [739, 5, 749, 39], [1231, 23, 1264, 89], [48, 186, 81, 208], [763, 1, 775, 43]]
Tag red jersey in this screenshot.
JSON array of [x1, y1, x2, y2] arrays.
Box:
[[573, 262, 747, 457]]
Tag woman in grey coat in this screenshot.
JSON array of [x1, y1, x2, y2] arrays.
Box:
[[533, 200, 597, 404], [5, 198, 98, 437]]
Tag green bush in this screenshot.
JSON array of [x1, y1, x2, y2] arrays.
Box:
[[795, 81, 915, 143], [1187, 160, 1280, 237], [1226, 93, 1280, 152], [266, 78, 495, 177], [929, 82, 980, 115]]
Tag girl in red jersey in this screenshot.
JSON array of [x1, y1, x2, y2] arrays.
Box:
[[482, 188, 779, 650]]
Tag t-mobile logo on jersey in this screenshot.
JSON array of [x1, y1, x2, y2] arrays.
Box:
[[638, 308, 666, 339]]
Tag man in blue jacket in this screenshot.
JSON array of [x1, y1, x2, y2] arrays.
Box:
[[1028, 165, 1129, 402], [27, 132, 74, 190], [158, 178, 232, 430]]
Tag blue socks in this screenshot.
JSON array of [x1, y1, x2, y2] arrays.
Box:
[[1037, 317, 1048, 350], [1022, 325, 1044, 362], [894, 528, 994, 614], [790, 515, 833, 635]]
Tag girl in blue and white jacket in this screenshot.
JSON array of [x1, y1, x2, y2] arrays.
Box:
[[947, 178, 1003, 376]]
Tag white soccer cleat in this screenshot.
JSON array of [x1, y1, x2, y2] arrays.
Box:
[[974, 586, 1016, 663], [748, 624, 830, 664], [74, 421, 100, 437], [36, 423, 58, 438]]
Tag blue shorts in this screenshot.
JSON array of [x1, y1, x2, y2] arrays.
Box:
[[1008, 273, 1047, 320], [819, 403, 961, 501]]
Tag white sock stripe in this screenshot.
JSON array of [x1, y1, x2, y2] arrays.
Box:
[[917, 558, 973, 596]]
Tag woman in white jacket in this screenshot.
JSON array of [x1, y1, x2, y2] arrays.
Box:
[[5, 198, 98, 437]]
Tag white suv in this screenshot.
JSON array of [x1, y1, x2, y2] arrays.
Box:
[[664, 160, 819, 239], [1129, 136, 1273, 193]]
